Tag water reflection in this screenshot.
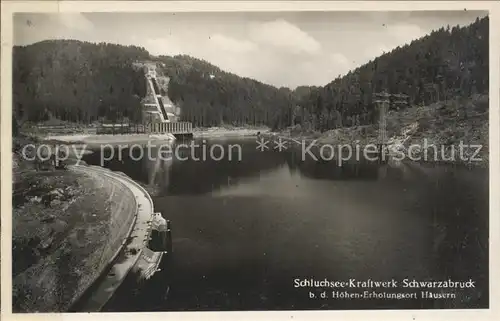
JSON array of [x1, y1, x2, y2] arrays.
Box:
[[84, 139, 417, 196]]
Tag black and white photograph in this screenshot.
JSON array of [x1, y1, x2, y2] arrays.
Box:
[[2, 1, 496, 316]]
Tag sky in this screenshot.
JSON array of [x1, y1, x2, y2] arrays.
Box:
[[14, 11, 487, 89]]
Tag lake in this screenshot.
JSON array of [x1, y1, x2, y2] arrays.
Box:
[[81, 137, 489, 311]]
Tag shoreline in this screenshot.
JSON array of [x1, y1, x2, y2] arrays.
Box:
[[37, 127, 266, 145], [193, 127, 267, 138], [263, 132, 489, 170], [263, 96, 489, 170]]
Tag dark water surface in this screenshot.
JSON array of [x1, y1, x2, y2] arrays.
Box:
[[82, 138, 489, 311]]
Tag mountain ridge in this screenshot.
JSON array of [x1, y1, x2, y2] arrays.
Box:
[[13, 15, 488, 131]]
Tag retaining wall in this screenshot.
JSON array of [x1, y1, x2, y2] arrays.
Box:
[[95, 175, 137, 272], [66, 166, 140, 311]]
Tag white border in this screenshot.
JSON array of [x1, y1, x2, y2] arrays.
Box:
[[1, 1, 499, 321]]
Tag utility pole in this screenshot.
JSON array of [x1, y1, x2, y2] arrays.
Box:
[[373, 91, 390, 149], [373, 91, 409, 162], [424, 83, 436, 104], [436, 74, 447, 105]]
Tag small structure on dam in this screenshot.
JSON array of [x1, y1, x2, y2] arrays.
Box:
[[133, 213, 172, 281]]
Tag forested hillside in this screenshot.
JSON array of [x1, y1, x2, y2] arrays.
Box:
[[157, 55, 294, 128], [13, 40, 150, 125], [296, 16, 488, 131], [12, 16, 488, 132], [13, 40, 295, 129]]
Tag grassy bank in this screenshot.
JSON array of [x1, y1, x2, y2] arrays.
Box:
[[271, 95, 488, 168], [13, 169, 113, 311], [12, 136, 137, 312]]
